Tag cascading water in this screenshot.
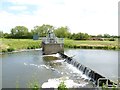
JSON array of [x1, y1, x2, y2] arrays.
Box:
[[59, 52, 115, 86], [41, 53, 94, 88]]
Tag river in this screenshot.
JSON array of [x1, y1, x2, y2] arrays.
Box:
[[1, 49, 118, 88]]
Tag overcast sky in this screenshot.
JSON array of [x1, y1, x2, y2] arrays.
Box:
[[0, 0, 119, 35]]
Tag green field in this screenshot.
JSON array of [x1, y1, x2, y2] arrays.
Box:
[[64, 38, 118, 50], [0, 38, 41, 52], [0, 38, 119, 52], [64, 38, 118, 46]]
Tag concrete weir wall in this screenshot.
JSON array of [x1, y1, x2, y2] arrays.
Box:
[[42, 43, 64, 55], [58, 52, 116, 87]]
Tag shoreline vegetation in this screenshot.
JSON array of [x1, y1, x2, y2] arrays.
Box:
[[0, 38, 119, 53]]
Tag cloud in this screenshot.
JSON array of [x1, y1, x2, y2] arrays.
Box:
[[9, 6, 27, 11], [5, 0, 64, 6], [0, 0, 119, 35]]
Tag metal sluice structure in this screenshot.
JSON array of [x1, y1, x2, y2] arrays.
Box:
[[42, 30, 64, 55]]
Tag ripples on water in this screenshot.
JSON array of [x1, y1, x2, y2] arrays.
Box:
[[2, 49, 117, 88]]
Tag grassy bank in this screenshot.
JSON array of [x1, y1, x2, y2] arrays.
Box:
[[64, 39, 119, 50], [0, 38, 41, 52], [0, 38, 119, 53]]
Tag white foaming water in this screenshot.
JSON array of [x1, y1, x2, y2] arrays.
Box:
[[40, 65, 50, 69], [23, 62, 27, 66], [23, 63, 50, 69], [42, 53, 60, 58], [66, 63, 82, 75], [24, 55, 90, 88], [42, 77, 88, 88], [42, 62, 90, 88], [52, 59, 65, 63], [65, 62, 90, 80]]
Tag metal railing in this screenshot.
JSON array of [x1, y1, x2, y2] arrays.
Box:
[[97, 78, 118, 88], [42, 37, 64, 44]]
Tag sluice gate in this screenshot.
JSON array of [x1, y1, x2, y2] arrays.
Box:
[[58, 52, 117, 87]]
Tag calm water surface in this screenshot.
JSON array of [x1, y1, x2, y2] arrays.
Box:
[[1, 49, 118, 88], [65, 49, 118, 82]]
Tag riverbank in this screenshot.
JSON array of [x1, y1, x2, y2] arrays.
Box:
[[0, 38, 41, 53], [65, 39, 119, 50], [0, 38, 119, 53]]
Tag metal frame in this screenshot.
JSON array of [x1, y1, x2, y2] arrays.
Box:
[[97, 78, 118, 88]]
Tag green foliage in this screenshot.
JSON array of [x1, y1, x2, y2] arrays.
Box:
[[103, 34, 111, 38], [102, 83, 108, 90], [70, 32, 90, 40], [7, 47, 15, 52], [97, 34, 103, 38], [32, 24, 54, 37], [27, 75, 40, 90], [11, 26, 29, 38], [32, 84, 39, 90], [1, 24, 120, 40], [3, 33, 12, 38], [2, 49, 7, 53], [58, 82, 68, 90], [27, 45, 39, 49], [109, 38, 115, 41], [64, 39, 75, 48], [54, 26, 70, 38]]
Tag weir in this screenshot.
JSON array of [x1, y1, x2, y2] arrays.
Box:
[[41, 30, 118, 88], [58, 52, 117, 87]]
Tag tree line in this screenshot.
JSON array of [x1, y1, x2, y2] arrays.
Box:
[[0, 24, 119, 40]]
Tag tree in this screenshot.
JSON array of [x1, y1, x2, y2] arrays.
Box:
[[71, 32, 90, 40], [0, 31, 3, 38], [54, 26, 70, 38], [97, 34, 103, 38], [11, 26, 28, 38], [32, 24, 54, 37], [103, 34, 110, 38], [4, 33, 11, 38]]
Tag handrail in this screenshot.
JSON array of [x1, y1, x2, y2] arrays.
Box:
[[42, 37, 64, 44], [97, 78, 118, 88]]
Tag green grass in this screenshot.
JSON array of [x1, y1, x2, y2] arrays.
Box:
[[64, 38, 119, 50], [0, 38, 41, 52], [64, 38, 118, 46], [0, 38, 119, 53]]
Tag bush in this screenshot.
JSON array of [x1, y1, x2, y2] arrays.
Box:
[[58, 82, 68, 90], [109, 38, 115, 41], [2, 49, 7, 53], [27, 46, 31, 49], [7, 47, 15, 52], [27, 45, 40, 49], [31, 45, 36, 49]]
